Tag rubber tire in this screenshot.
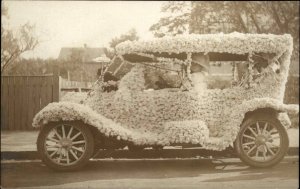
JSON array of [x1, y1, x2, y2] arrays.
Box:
[[235, 114, 289, 168], [37, 121, 94, 171]]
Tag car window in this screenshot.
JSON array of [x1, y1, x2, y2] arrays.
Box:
[[204, 61, 234, 89], [105, 56, 134, 80], [202, 52, 278, 89]]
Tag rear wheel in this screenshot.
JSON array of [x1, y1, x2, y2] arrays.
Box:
[[235, 115, 289, 168], [37, 121, 94, 171]]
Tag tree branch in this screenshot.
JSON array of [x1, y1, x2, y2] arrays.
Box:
[[270, 3, 285, 33], [1, 51, 17, 74], [250, 14, 262, 33], [232, 2, 248, 32]]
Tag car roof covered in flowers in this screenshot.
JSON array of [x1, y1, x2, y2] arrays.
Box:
[[115, 32, 293, 63]]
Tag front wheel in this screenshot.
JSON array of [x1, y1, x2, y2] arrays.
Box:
[[37, 121, 94, 171], [235, 115, 289, 168]]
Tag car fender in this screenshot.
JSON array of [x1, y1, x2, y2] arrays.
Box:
[[32, 101, 136, 142], [231, 98, 299, 129]]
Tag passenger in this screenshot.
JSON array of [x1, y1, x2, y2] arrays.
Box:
[[190, 53, 210, 92], [155, 76, 173, 89], [102, 71, 119, 92]]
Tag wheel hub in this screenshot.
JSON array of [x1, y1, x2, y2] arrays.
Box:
[[255, 135, 267, 145], [60, 138, 72, 148]]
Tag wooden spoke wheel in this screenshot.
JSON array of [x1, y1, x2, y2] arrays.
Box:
[[235, 115, 289, 168], [37, 121, 94, 171]]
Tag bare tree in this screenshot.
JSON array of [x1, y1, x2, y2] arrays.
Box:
[[1, 4, 39, 74]]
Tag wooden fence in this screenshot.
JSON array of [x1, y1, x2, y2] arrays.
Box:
[[59, 76, 93, 98], [1, 76, 59, 130], [60, 76, 93, 89]]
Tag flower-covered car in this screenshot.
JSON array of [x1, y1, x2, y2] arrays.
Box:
[[33, 33, 299, 171]]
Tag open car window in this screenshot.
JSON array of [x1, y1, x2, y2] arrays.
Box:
[[192, 52, 279, 90], [105, 56, 134, 80]]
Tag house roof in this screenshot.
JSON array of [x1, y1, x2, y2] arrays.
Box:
[[58, 47, 109, 63]]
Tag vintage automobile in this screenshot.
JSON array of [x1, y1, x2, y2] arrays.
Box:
[[33, 33, 299, 171]]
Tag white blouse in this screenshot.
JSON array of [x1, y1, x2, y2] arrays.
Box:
[[191, 72, 208, 93]]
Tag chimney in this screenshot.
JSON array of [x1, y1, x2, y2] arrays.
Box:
[[84, 43, 87, 48]]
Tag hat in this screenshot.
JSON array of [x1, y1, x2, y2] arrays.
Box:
[[191, 53, 210, 72]]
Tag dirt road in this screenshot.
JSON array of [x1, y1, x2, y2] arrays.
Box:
[[1, 157, 298, 189]]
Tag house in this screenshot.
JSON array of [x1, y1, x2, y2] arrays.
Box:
[[57, 44, 111, 81], [58, 44, 110, 63]]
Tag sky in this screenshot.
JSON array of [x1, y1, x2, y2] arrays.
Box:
[[4, 1, 165, 59]]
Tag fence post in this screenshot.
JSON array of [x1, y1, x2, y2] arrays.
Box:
[[53, 75, 60, 102]]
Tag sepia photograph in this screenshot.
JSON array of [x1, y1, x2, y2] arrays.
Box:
[[1, 1, 299, 189]]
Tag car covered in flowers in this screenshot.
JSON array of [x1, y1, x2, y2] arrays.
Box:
[[33, 33, 299, 171]]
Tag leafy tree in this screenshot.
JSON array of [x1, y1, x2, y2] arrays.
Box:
[[1, 3, 39, 74], [260, 1, 299, 71], [150, 1, 299, 35], [149, 1, 191, 37], [151, 1, 299, 35], [109, 28, 139, 49]]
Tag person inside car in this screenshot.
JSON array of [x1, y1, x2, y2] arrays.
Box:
[[102, 71, 119, 92], [190, 53, 210, 92]]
